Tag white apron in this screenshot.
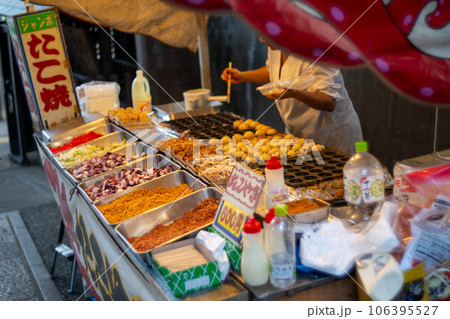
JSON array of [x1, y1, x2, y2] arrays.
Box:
[[266, 49, 363, 154]]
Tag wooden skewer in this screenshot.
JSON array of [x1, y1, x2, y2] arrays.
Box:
[[227, 61, 232, 103]]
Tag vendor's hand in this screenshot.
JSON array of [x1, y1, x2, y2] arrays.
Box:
[[221, 68, 243, 84], [264, 89, 293, 100]]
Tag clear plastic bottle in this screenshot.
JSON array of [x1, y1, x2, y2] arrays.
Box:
[[241, 216, 269, 286], [264, 156, 288, 211], [268, 204, 296, 287], [131, 70, 152, 111], [343, 141, 385, 223]]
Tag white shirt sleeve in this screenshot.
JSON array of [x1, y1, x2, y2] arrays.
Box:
[[306, 64, 344, 101]]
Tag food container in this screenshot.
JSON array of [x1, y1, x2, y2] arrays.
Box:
[[51, 130, 134, 171], [115, 187, 222, 261], [46, 122, 123, 152], [286, 197, 330, 223], [92, 170, 207, 227], [78, 154, 181, 203], [66, 141, 158, 184]]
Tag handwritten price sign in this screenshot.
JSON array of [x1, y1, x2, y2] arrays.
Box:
[[213, 164, 265, 245], [224, 164, 265, 214]]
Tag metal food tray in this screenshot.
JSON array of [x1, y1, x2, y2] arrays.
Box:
[[42, 117, 107, 143], [78, 154, 181, 203], [46, 122, 123, 151], [161, 112, 243, 139], [115, 187, 222, 262], [287, 197, 330, 224], [65, 141, 158, 184], [91, 170, 207, 227], [51, 130, 134, 171]]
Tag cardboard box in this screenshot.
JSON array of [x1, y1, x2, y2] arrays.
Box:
[[151, 239, 221, 296]]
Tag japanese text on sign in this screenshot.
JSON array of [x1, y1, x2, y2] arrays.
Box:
[[224, 164, 265, 213], [10, 8, 78, 130], [213, 200, 249, 245]]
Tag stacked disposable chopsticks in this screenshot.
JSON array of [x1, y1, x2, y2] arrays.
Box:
[[153, 245, 207, 272]]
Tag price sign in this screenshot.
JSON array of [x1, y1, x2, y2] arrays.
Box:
[[7, 8, 79, 132], [213, 164, 265, 246]]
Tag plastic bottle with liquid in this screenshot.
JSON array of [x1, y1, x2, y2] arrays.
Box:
[[343, 141, 385, 223], [264, 156, 288, 211], [268, 204, 296, 287], [131, 70, 152, 111], [241, 216, 269, 286], [263, 207, 275, 258]]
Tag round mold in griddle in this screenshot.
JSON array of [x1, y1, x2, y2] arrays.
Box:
[[318, 172, 333, 177], [332, 169, 342, 174], [294, 171, 308, 177], [327, 160, 340, 164], [309, 169, 323, 173], [303, 175, 318, 181], [289, 178, 305, 184]]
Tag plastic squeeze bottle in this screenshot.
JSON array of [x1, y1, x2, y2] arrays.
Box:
[[269, 204, 296, 288], [241, 216, 269, 286], [343, 141, 385, 223], [263, 207, 275, 258], [131, 70, 152, 111], [264, 155, 288, 211]]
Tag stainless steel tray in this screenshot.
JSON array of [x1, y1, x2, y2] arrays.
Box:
[[65, 141, 158, 184], [52, 130, 134, 170], [78, 154, 181, 203], [92, 170, 207, 227], [287, 197, 330, 224], [115, 187, 222, 260], [46, 122, 123, 151], [42, 116, 107, 143]]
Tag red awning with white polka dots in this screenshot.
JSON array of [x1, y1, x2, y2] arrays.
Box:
[[169, 0, 450, 107]]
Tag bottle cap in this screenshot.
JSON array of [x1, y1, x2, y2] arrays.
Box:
[[243, 216, 261, 234], [266, 155, 282, 170], [136, 70, 143, 77], [265, 208, 275, 223], [355, 141, 368, 152], [274, 203, 287, 216]]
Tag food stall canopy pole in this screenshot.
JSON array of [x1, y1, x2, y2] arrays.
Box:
[[433, 107, 450, 161], [196, 13, 212, 90], [167, 0, 450, 108]]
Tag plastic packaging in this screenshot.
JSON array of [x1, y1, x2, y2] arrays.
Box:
[[343, 141, 385, 223], [76, 81, 120, 116], [268, 204, 296, 287], [264, 156, 288, 211], [132, 70, 152, 111], [300, 201, 399, 277], [356, 253, 404, 301], [256, 77, 314, 96], [241, 217, 269, 286], [196, 230, 230, 281]]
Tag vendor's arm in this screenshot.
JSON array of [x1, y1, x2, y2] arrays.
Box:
[[266, 89, 336, 112], [221, 66, 270, 84]]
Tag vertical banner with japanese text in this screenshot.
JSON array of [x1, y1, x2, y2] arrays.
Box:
[[7, 8, 79, 132]]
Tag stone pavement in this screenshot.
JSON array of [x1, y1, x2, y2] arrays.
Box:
[[0, 211, 61, 301], [0, 119, 82, 301]]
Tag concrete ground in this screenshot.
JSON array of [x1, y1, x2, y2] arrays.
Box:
[[0, 120, 83, 301]]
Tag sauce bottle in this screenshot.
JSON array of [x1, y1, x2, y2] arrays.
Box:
[[241, 216, 269, 286]]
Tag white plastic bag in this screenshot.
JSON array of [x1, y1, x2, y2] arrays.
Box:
[[196, 230, 230, 280], [300, 201, 399, 277]]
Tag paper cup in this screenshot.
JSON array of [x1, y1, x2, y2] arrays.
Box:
[[183, 88, 210, 110]]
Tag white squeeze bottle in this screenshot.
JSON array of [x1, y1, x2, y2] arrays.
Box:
[[131, 70, 152, 111], [264, 156, 288, 211], [343, 141, 385, 223], [269, 204, 296, 288], [241, 216, 269, 286]]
